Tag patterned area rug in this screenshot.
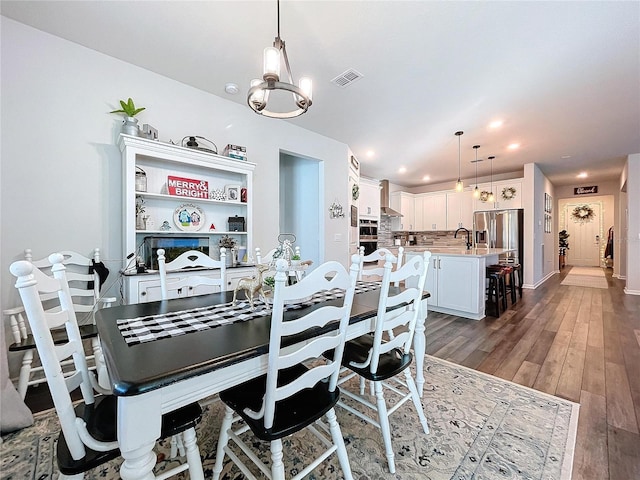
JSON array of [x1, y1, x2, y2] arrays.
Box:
[[0, 356, 579, 480]]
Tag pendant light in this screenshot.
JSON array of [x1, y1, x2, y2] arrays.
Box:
[[488, 155, 495, 202], [472, 145, 481, 198], [247, 0, 313, 118], [455, 131, 464, 192]]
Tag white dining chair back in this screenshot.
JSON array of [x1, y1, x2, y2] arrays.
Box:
[[336, 250, 431, 474], [358, 246, 404, 286], [10, 255, 205, 480], [158, 247, 226, 299], [212, 255, 361, 480], [4, 248, 114, 397]]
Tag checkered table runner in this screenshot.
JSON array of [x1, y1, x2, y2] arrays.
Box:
[[117, 281, 382, 345]]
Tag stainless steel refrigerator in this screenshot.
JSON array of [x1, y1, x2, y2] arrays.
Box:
[[474, 208, 524, 267]]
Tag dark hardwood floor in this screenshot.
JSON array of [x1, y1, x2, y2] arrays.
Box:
[[424, 266, 640, 480], [23, 265, 640, 478]]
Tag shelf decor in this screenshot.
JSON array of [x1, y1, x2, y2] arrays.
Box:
[[167, 175, 209, 200], [173, 203, 205, 231], [501, 186, 517, 200], [571, 204, 595, 224]]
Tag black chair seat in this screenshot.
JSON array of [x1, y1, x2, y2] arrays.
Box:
[[57, 394, 202, 476], [9, 324, 99, 352], [342, 334, 413, 382], [220, 364, 339, 442]]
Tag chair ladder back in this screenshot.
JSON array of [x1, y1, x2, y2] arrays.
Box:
[[158, 248, 226, 299], [253, 256, 360, 430], [359, 246, 404, 286], [10, 256, 95, 461]]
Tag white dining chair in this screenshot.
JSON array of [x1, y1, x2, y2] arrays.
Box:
[[3, 248, 115, 397], [334, 251, 431, 474], [358, 246, 404, 286], [10, 254, 205, 480], [211, 256, 360, 480], [157, 247, 226, 299]]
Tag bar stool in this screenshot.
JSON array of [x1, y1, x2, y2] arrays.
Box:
[[499, 260, 523, 304], [486, 266, 507, 317]]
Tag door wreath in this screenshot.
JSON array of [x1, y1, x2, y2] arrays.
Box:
[[571, 205, 595, 224]]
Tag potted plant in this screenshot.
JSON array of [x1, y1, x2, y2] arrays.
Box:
[[218, 235, 237, 267], [111, 97, 145, 136], [559, 230, 569, 268], [290, 254, 301, 266]]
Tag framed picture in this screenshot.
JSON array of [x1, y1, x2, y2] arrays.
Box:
[[544, 213, 552, 233], [225, 185, 241, 202], [350, 204, 358, 227]]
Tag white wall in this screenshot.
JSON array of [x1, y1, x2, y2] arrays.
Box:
[[0, 18, 351, 313], [624, 153, 640, 294]]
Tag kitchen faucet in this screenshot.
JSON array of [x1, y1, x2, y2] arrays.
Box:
[[454, 227, 473, 250]]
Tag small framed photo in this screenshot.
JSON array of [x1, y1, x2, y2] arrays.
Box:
[[225, 185, 241, 202]]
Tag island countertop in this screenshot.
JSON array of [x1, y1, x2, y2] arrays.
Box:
[[395, 247, 514, 258]]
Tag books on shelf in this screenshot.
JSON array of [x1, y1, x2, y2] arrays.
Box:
[[223, 144, 247, 161]]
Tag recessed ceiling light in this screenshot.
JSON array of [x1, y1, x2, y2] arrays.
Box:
[[224, 83, 239, 95], [489, 120, 503, 129], [422, 175, 430, 181], [561, 155, 572, 159], [577, 172, 588, 178], [366, 150, 375, 158], [507, 143, 520, 150], [398, 167, 407, 174]]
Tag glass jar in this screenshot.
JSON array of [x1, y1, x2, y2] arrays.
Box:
[[135, 167, 147, 192]]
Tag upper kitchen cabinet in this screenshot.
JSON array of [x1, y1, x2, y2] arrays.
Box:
[[358, 177, 380, 219], [391, 191, 415, 230], [473, 178, 523, 211], [446, 189, 474, 230], [421, 192, 447, 231]]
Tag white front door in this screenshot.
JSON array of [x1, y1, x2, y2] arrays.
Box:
[[565, 202, 602, 267]]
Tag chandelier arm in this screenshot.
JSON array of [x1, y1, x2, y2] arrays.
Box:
[[248, 81, 311, 118], [281, 43, 295, 85]]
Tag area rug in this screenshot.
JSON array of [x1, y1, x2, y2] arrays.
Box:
[[561, 269, 608, 289], [567, 266, 605, 277], [0, 356, 579, 480]]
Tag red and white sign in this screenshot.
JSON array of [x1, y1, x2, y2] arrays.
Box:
[[167, 176, 209, 199]]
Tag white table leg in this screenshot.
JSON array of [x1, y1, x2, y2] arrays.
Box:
[[117, 394, 162, 480], [413, 299, 427, 397]]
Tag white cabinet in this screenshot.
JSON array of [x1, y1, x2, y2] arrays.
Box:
[[358, 178, 380, 219], [446, 190, 474, 230], [421, 193, 447, 231], [391, 192, 415, 230], [130, 266, 254, 303], [422, 254, 483, 317], [119, 134, 255, 304]]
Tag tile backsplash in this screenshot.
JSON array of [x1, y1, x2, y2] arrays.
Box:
[[378, 216, 470, 249]]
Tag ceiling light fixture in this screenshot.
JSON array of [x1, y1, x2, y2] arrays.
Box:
[[455, 131, 464, 192], [247, 0, 312, 118], [489, 120, 503, 129], [472, 145, 481, 198], [577, 172, 588, 178], [508, 143, 520, 150], [224, 83, 239, 95], [488, 156, 495, 202]]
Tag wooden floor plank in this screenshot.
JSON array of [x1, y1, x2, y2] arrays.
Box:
[[572, 390, 609, 480], [532, 329, 572, 395], [582, 345, 605, 397], [511, 360, 540, 388], [605, 361, 639, 434], [608, 425, 640, 480]]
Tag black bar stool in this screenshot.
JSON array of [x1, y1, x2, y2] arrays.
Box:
[[486, 266, 507, 317]]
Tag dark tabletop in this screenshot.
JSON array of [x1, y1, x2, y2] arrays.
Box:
[[96, 289, 389, 396]]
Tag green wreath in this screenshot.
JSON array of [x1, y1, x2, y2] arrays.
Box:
[[479, 190, 492, 202], [352, 184, 360, 201], [501, 186, 517, 200], [571, 205, 595, 223]]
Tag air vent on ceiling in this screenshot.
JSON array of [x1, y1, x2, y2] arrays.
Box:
[[331, 69, 363, 88]]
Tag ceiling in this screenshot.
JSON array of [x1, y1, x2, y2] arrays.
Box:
[[2, 1, 639, 188]]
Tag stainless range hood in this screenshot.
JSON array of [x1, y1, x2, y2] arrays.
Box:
[[379, 179, 403, 217]]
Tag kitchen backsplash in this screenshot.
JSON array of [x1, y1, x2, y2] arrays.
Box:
[[378, 216, 470, 249]]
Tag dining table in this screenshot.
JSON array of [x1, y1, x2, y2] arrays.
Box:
[[96, 283, 430, 480]]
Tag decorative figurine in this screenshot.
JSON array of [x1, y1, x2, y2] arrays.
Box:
[[160, 221, 172, 231], [209, 223, 216, 231], [232, 264, 270, 309]]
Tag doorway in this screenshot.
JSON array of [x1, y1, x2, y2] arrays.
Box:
[[564, 201, 602, 267], [279, 152, 322, 269]]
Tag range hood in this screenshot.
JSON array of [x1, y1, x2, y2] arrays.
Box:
[[379, 179, 403, 217]]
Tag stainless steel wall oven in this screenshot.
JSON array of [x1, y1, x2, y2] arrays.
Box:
[[359, 219, 378, 256]]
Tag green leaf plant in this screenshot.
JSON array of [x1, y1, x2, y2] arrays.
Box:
[[110, 98, 145, 117]]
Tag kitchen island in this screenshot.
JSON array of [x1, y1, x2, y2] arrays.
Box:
[[402, 247, 514, 320]]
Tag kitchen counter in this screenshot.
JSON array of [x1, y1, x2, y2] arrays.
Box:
[[404, 248, 514, 320]]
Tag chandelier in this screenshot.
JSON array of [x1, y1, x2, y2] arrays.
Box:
[[247, 0, 313, 118]]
